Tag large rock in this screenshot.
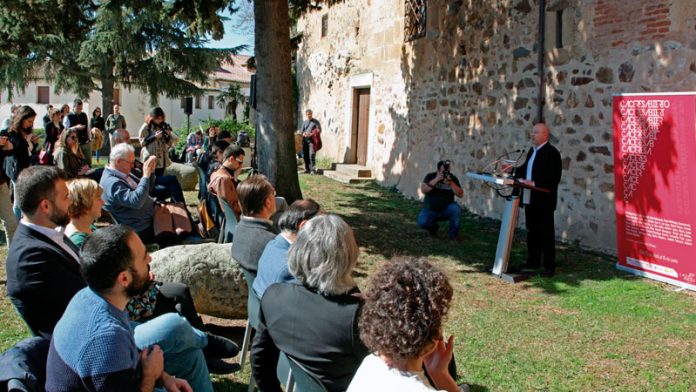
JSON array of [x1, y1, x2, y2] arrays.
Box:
[[164, 162, 198, 191], [150, 243, 247, 319]]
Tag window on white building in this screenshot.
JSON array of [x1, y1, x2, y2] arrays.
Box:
[[37, 86, 50, 104]]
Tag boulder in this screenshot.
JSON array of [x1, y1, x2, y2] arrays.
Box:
[[150, 243, 247, 319], [164, 162, 198, 191]]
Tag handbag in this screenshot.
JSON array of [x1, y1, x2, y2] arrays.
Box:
[[197, 198, 217, 239], [38, 146, 51, 165], [312, 128, 322, 151], [153, 202, 194, 243]]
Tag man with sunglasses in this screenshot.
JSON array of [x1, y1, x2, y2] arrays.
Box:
[[208, 144, 245, 222]]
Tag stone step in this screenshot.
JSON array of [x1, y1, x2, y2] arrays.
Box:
[[323, 169, 375, 184], [333, 164, 373, 178]]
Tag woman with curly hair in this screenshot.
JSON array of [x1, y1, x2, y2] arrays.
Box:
[[348, 257, 461, 392]]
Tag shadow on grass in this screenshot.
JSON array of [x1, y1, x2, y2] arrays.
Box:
[[332, 182, 632, 295]]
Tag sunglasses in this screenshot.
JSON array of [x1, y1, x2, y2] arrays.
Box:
[[235, 157, 244, 164]]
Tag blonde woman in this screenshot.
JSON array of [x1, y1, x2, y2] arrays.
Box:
[[53, 129, 89, 178], [65, 178, 104, 248]]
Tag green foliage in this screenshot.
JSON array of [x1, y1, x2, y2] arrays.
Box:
[[172, 117, 254, 153], [216, 84, 245, 120], [0, 1, 245, 115]]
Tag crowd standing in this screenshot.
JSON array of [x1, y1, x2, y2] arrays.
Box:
[[1, 99, 479, 392]]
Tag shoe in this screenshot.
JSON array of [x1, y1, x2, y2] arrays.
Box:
[[203, 333, 240, 358], [540, 268, 556, 278], [518, 262, 540, 271], [206, 358, 241, 375], [450, 236, 463, 243], [427, 227, 438, 238]]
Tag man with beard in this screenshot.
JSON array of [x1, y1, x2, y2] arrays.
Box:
[[45, 225, 193, 392], [6, 166, 216, 391], [6, 166, 82, 336]]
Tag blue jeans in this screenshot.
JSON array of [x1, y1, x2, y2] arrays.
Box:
[[133, 313, 213, 392], [417, 202, 461, 239], [153, 174, 185, 203]]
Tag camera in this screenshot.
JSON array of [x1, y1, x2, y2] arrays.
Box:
[[443, 160, 453, 181]]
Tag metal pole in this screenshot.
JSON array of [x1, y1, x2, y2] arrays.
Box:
[[536, 0, 546, 124]]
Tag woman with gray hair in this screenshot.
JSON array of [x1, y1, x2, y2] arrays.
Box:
[[251, 214, 368, 392]]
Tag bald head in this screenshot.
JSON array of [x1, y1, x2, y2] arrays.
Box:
[[531, 123, 550, 147]]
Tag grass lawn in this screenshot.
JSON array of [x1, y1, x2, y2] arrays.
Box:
[[2, 174, 695, 391]]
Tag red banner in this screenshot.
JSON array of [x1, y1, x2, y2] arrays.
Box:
[[613, 93, 696, 290]]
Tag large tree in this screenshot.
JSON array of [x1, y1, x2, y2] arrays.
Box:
[[253, 0, 302, 202], [0, 0, 244, 118]]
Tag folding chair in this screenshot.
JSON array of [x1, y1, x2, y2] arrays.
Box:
[[284, 354, 328, 392], [240, 269, 262, 392], [217, 196, 239, 244]]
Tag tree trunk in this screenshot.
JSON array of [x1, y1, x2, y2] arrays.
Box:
[[101, 75, 115, 119], [253, 0, 302, 203]]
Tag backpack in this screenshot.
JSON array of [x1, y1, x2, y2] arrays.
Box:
[[237, 131, 250, 147]]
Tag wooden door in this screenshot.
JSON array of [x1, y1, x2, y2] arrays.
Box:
[[356, 88, 370, 165]]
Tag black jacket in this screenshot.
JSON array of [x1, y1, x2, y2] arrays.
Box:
[[251, 283, 368, 392], [6, 224, 85, 337], [7, 131, 38, 181], [515, 143, 562, 210], [0, 336, 50, 392]]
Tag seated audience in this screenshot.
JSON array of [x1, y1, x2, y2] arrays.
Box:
[[112, 129, 184, 203], [217, 130, 233, 144], [4, 166, 224, 388], [200, 140, 230, 180], [251, 214, 368, 392], [252, 199, 321, 297], [348, 257, 459, 392], [112, 128, 131, 144], [65, 177, 239, 374], [53, 129, 89, 179], [100, 143, 159, 243], [45, 225, 198, 392], [64, 178, 104, 248], [186, 129, 204, 163], [208, 144, 245, 221], [230, 175, 279, 273]]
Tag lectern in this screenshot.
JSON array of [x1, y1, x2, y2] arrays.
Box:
[[466, 172, 549, 283]]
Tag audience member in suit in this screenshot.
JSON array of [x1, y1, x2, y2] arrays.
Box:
[[252, 198, 321, 297], [230, 174, 279, 274], [251, 214, 368, 392], [5, 166, 237, 383], [348, 257, 459, 392], [515, 122, 562, 277]]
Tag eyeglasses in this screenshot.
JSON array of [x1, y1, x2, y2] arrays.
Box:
[[235, 157, 244, 164], [122, 159, 135, 165]]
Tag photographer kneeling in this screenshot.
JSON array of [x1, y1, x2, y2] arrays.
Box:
[[418, 160, 464, 241]]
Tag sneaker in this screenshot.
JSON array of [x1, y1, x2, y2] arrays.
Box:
[[206, 358, 241, 375], [203, 333, 239, 358]]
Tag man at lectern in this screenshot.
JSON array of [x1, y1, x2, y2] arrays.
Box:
[[515, 123, 562, 277], [418, 160, 464, 241]]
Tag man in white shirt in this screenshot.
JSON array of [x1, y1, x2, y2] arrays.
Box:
[[515, 123, 562, 277]]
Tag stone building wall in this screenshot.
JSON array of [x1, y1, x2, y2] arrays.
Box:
[[295, 0, 696, 252]]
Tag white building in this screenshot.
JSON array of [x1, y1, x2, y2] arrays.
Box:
[[0, 55, 254, 132]]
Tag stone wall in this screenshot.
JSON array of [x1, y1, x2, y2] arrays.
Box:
[[295, 0, 696, 252]]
